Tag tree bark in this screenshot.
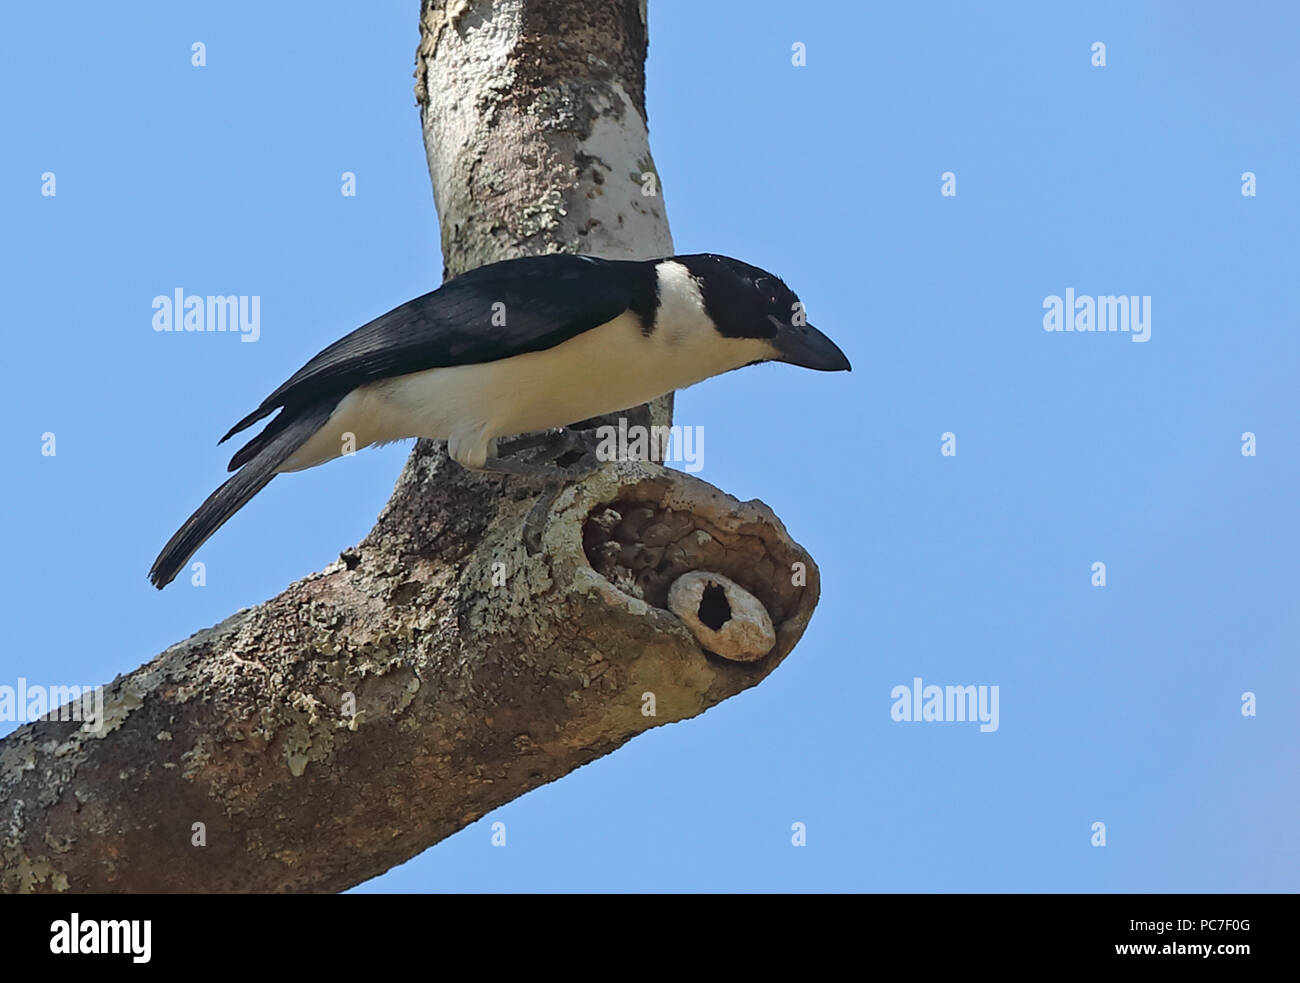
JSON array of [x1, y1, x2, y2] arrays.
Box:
[[0, 0, 822, 894]]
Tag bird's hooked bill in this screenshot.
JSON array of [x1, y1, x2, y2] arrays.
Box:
[[772, 320, 852, 372]]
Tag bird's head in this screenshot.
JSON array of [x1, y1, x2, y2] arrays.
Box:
[[677, 254, 852, 372]]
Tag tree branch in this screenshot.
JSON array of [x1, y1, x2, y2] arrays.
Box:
[[0, 0, 822, 893]]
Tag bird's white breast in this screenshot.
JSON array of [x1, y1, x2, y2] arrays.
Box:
[[279, 261, 770, 472]]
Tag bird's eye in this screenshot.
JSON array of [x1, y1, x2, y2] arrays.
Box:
[[754, 277, 780, 306]]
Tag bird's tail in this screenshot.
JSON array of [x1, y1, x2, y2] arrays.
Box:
[[149, 400, 337, 589]]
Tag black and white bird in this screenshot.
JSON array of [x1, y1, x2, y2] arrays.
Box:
[[149, 253, 850, 588]]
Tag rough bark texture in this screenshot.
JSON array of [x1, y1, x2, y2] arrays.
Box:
[[0, 0, 821, 893]]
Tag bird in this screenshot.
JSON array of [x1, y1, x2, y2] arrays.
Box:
[[148, 252, 851, 588]]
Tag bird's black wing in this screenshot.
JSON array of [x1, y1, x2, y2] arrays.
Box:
[[219, 254, 657, 446]]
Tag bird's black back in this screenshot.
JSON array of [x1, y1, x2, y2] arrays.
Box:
[[220, 254, 660, 454]]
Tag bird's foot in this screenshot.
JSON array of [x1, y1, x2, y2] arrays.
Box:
[[479, 427, 602, 481]]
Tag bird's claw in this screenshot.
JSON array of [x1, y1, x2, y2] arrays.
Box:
[[480, 427, 602, 481]]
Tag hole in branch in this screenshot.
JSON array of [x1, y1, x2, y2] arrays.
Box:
[[698, 582, 731, 631]]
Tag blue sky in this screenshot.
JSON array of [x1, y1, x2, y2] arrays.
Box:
[[2, 1, 1297, 891]]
